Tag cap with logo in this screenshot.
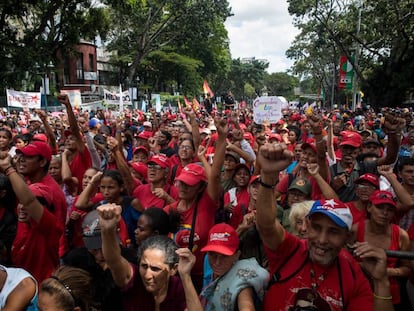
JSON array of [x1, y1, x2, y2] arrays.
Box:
[[147, 154, 170, 168], [370, 190, 397, 208], [340, 131, 362, 148], [355, 173, 380, 189], [201, 223, 239, 256], [308, 199, 353, 230], [175, 163, 207, 186], [288, 177, 312, 196]]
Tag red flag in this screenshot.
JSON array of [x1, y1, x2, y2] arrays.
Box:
[[192, 97, 200, 112], [202, 80, 214, 98], [183, 96, 192, 108]]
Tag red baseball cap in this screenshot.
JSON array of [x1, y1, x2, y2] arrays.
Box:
[[370, 190, 397, 208], [33, 133, 48, 143], [355, 173, 379, 189], [268, 133, 281, 142], [17, 141, 52, 161], [249, 175, 260, 185], [147, 154, 170, 168], [201, 223, 239, 256], [137, 131, 152, 140], [340, 131, 362, 148], [129, 162, 148, 179], [301, 141, 317, 154], [132, 146, 149, 156], [175, 163, 207, 186]]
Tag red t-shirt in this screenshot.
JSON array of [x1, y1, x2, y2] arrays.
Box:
[[164, 190, 218, 277], [69, 147, 92, 194], [347, 201, 367, 224], [133, 184, 178, 209], [264, 232, 373, 311], [224, 187, 250, 229], [12, 208, 63, 283], [29, 175, 67, 257]]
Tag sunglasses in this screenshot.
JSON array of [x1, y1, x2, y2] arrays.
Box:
[[147, 164, 162, 170]]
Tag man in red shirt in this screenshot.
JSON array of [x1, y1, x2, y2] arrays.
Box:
[[256, 142, 394, 311], [0, 141, 65, 282]]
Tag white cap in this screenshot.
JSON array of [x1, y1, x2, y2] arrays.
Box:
[[29, 115, 42, 123], [143, 121, 152, 127], [201, 128, 211, 135], [209, 125, 217, 131]]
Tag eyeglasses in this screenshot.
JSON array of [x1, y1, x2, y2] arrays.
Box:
[[147, 164, 162, 170], [179, 145, 193, 150]]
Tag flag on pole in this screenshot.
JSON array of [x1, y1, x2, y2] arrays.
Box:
[[183, 96, 192, 108], [177, 98, 182, 113], [192, 97, 200, 112], [202, 80, 214, 98], [119, 84, 124, 113]]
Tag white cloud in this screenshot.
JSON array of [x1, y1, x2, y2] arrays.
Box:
[[225, 0, 300, 73]]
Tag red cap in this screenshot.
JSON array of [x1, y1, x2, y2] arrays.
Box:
[[201, 223, 239, 255], [340, 131, 362, 148], [268, 133, 281, 142], [175, 163, 207, 186], [17, 141, 52, 161], [129, 162, 148, 179], [148, 154, 170, 168], [33, 133, 48, 143], [249, 175, 260, 185], [64, 129, 73, 137], [370, 190, 397, 208], [301, 141, 317, 154], [137, 131, 152, 140], [355, 173, 379, 188], [132, 146, 149, 156]]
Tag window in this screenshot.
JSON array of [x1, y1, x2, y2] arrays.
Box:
[[76, 53, 84, 82], [89, 54, 94, 71]]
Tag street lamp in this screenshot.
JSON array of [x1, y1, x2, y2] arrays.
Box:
[[35, 61, 55, 112]]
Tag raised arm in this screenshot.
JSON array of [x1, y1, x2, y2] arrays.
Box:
[[326, 119, 336, 162], [377, 165, 414, 212], [176, 248, 203, 311], [75, 171, 102, 210], [0, 153, 45, 222], [208, 117, 227, 201], [61, 150, 79, 195], [377, 113, 405, 166], [308, 114, 329, 181], [183, 107, 200, 152], [307, 163, 339, 199], [36, 109, 58, 153], [97, 203, 133, 287], [58, 94, 85, 152], [256, 143, 293, 251]]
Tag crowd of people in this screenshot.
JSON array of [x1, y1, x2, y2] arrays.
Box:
[[0, 94, 413, 311]]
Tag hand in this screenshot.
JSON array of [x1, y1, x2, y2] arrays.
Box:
[[152, 188, 168, 200], [307, 114, 323, 135], [96, 203, 122, 231], [377, 165, 393, 178], [148, 137, 158, 150], [232, 129, 243, 141], [90, 171, 103, 186], [382, 112, 405, 134], [58, 94, 71, 107], [70, 210, 82, 220], [257, 143, 293, 176], [107, 136, 119, 151], [62, 149, 72, 159], [240, 211, 256, 229], [183, 107, 195, 120], [352, 242, 388, 281], [331, 173, 346, 191], [224, 203, 234, 213], [307, 163, 320, 176], [214, 117, 228, 137], [35, 109, 47, 120], [176, 248, 196, 277], [197, 145, 207, 159], [0, 151, 12, 171]]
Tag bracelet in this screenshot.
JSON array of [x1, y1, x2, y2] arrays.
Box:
[[373, 293, 392, 300], [258, 178, 278, 189]]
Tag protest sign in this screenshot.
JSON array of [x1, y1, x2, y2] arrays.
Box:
[[253, 96, 284, 124], [6, 89, 41, 110], [61, 90, 82, 108]]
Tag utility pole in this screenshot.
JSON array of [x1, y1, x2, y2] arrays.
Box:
[[352, 1, 362, 111]]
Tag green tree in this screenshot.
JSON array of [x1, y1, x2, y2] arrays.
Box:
[[287, 0, 414, 107], [264, 72, 299, 100], [104, 0, 232, 94], [0, 0, 110, 91]]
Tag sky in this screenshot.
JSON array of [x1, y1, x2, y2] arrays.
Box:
[[225, 0, 300, 73]]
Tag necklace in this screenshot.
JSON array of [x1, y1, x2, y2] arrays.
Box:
[[310, 264, 329, 292]]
